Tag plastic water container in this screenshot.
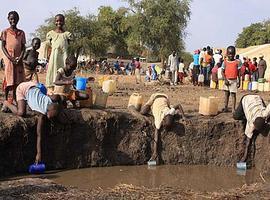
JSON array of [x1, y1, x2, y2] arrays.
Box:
[[102, 80, 117, 94], [128, 93, 143, 111], [252, 81, 258, 91], [79, 87, 93, 108], [258, 78, 266, 83], [210, 80, 217, 89], [264, 82, 270, 92], [148, 160, 157, 166], [236, 162, 247, 170], [76, 77, 88, 91], [165, 69, 170, 79], [242, 81, 249, 90], [258, 83, 264, 92], [198, 74, 204, 83], [248, 82, 252, 90], [199, 96, 219, 116], [218, 80, 224, 90], [93, 91, 108, 108], [244, 74, 250, 81], [29, 163, 46, 174], [97, 76, 109, 87], [36, 83, 47, 95]]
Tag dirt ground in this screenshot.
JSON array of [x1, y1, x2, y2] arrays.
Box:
[[1, 70, 269, 113]]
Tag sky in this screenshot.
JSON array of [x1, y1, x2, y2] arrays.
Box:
[[0, 0, 269, 53]]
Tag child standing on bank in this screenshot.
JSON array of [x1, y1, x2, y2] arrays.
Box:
[[1, 11, 26, 103], [23, 38, 41, 82], [221, 46, 241, 112], [178, 58, 185, 84], [46, 14, 73, 91]]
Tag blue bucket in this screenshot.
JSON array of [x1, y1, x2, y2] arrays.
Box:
[[28, 163, 46, 174], [75, 77, 87, 91]]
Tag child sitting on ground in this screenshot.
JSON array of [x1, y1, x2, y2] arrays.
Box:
[[221, 46, 241, 112], [53, 55, 94, 108], [23, 38, 41, 82]]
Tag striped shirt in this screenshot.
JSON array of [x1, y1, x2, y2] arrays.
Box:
[[242, 95, 270, 138]]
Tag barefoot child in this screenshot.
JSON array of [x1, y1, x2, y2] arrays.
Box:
[[221, 46, 241, 112], [1, 11, 26, 104], [233, 94, 270, 162], [3, 81, 62, 163], [53, 56, 94, 107], [46, 14, 73, 91], [131, 93, 186, 164], [23, 38, 41, 82]]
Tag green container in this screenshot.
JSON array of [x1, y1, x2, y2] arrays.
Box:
[[258, 78, 266, 83]]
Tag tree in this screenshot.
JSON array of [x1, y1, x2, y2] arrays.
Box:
[[235, 21, 270, 48], [125, 0, 191, 62]]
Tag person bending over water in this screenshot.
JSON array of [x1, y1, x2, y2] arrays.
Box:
[[3, 81, 62, 163], [233, 94, 270, 162], [130, 93, 186, 164]]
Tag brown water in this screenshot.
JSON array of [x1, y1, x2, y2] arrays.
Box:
[[21, 165, 266, 192]]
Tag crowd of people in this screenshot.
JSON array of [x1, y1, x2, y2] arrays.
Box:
[[0, 10, 269, 168]]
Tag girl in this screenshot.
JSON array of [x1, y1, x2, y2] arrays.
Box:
[[178, 59, 185, 84], [46, 14, 73, 91], [1, 11, 26, 105], [53, 56, 94, 108]]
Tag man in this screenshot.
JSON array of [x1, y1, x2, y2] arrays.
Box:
[[233, 94, 270, 162], [139, 93, 186, 164], [258, 54, 267, 78], [168, 51, 178, 85], [213, 49, 223, 65], [192, 50, 200, 86]]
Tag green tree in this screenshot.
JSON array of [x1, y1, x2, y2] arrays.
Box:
[[126, 0, 191, 62], [235, 22, 270, 48]]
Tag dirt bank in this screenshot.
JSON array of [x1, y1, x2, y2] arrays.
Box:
[[0, 178, 269, 199], [0, 108, 269, 177]]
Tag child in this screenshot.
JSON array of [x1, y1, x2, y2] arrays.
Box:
[[1, 11, 26, 103], [135, 58, 141, 84], [23, 38, 41, 82], [53, 56, 94, 107], [3, 81, 61, 164], [221, 46, 241, 112], [211, 63, 220, 88], [46, 14, 73, 91], [178, 58, 185, 84]]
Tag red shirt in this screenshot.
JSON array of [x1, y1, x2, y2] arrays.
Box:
[[223, 60, 239, 79], [135, 61, 141, 69]]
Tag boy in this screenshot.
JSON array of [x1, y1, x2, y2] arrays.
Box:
[[221, 46, 241, 112], [3, 81, 61, 163], [23, 38, 41, 82], [130, 93, 186, 164], [233, 94, 270, 162]]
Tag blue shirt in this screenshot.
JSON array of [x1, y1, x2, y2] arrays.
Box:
[[26, 87, 52, 115], [193, 54, 200, 66]]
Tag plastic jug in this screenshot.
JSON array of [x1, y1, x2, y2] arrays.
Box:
[[128, 93, 143, 111], [242, 81, 249, 90], [165, 69, 170, 79], [264, 82, 270, 92], [199, 96, 219, 116], [36, 83, 47, 95], [102, 80, 117, 94], [29, 163, 46, 174], [258, 78, 266, 83], [93, 91, 108, 108], [244, 74, 250, 81], [218, 80, 224, 90], [79, 87, 93, 108], [210, 80, 217, 89], [258, 83, 264, 92], [76, 77, 88, 91], [236, 162, 247, 170], [97, 76, 109, 87], [251, 81, 258, 91], [248, 82, 252, 90], [198, 74, 204, 83]]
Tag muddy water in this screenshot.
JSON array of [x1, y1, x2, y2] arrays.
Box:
[[37, 165, 265, 192]]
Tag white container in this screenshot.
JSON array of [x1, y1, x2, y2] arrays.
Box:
[[210, 80, 217, 89], [198, 74, 204, 83], [102, 80, 117, 94], [264, 82, 270, 92], [199, 96, 219, 116], [251, 81, 258, 91], [165, 69, 170, 79], [244, 74, 250, 81], [258, 83, 264, 92], [128, 93, 143, 111]]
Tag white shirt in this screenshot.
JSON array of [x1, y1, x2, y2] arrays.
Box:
[[168, 54, 178, 71], [242, 95, 270, 138], [199, 50, 205, 63], [189, 62, 194, 71], [178, 63, 185, 73], [213, 53, 222, 64]]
